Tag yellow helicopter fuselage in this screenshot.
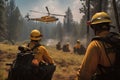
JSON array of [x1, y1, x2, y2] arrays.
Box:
[[30, 16, 58, 22]]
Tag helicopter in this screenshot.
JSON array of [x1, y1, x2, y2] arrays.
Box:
[[25, 6, 66, 22]]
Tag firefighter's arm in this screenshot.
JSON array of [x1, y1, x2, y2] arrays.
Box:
[[77, 41, 100, 80], [40, 46, 54, 64], [43, 46, 54, 64], [32, 46, 43, 66]]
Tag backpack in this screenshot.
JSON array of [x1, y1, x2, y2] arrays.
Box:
[[7, 43, 56, 80], [7, 44, 40, 80], [91, 32, 120, 80]]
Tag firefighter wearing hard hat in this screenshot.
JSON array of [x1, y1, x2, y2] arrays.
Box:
[[77, 12, 117, 80], [74, 40, 81, 54], [56, 41, 62, 50], [62, 42, 70, 52], [29, 29, 55, 80], [73, 40, 86, 54]]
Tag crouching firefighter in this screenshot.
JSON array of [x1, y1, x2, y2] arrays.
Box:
[[7, 29, 56, 80], [77, 12, 120, 80]]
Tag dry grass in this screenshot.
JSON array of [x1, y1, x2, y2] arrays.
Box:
[[0, 43, 84, 80], [43, 46, 84, 80], [0, 43, 18, 53]]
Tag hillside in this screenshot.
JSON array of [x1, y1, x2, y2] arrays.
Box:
[[0, 43, 84, 80]]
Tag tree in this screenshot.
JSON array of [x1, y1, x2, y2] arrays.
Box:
[[117, 0, 120, 31], [6, 0, 23, 42], [12, 7, 23, 40], [79, 0, 90, 45], [63, 7, 74, 36], [112, 0, 120, 32], [0, 0, 7, 41], [90, 0, 109, 15], [56, 21, 63, 41]]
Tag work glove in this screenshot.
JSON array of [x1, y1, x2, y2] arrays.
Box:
[[32, 59, 39, 66]]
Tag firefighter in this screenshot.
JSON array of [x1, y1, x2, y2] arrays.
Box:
[[29, 29, 55, 80], [62, 42, 70, 52], [56, 41, 62, 50], [73, 40, 86, 54], [77, 12, 116, 80]]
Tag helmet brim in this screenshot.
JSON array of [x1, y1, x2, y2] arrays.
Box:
[[91, 19, 111, 25]]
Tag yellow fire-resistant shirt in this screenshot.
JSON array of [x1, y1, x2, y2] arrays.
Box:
[[74, 43, 81, 49], [77, 31, 116, 80], [28, 42, 54, 64]]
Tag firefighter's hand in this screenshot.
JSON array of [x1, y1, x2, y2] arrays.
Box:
[[32, 59, 39, 66]]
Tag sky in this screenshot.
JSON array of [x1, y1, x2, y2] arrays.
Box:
[[15, 0, 84, 23]]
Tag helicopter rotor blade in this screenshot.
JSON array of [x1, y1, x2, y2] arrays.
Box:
[[45, 6, 50, 15], [29, 10, 46, 14], [50, 13, 66, 17]]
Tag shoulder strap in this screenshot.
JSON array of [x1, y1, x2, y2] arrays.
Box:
[[102, 42, 113, 66], [92, 34, 113, 66], [31, 43, 41, 51], [92, 32, 120, 45]]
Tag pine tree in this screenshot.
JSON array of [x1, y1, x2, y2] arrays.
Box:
[[0, 0, 7, 41], [56, 21, 63, 41], [6, 0, 23, 42], [64, 7, 73, 36]]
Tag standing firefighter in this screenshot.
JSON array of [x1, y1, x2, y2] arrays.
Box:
[[7, 29, 56, 80], [77, 12, 120, 80]]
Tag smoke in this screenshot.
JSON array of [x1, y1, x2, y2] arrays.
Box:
[[44, 35, 87, 48], [79, 36, 88, 48], [45, 39, 58, 46]]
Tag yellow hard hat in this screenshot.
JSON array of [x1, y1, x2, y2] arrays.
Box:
[[77, 40, 80, 43], [30, 29, 42, 40], [66, 42, 69, 45], [91, 12, 112, 25]]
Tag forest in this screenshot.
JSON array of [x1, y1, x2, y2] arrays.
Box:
[[0, 0, 120, 47]]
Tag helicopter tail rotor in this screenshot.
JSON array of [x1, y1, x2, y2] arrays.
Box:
[[25, 13, 30, 21]]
